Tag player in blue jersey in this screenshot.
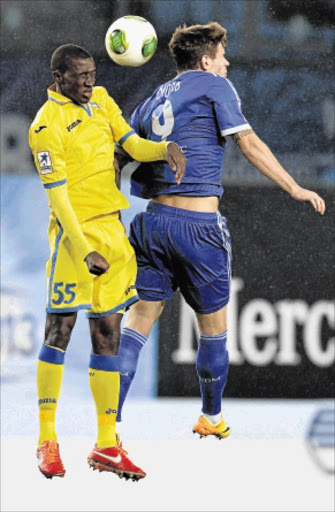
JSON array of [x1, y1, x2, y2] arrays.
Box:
[[115, 22, 326, 441]]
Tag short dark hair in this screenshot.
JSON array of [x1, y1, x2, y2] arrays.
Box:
[[50, 44, 93, 74], [168, 22, 228, 72]]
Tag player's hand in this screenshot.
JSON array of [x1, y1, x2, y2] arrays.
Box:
[[84, 251, 110, 276], [290, 186, 326, 215], [166, 142, 186, 185]]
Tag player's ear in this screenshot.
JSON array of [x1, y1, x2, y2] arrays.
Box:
[[53, 70, 63, 84], [199, 54, 210, 71]]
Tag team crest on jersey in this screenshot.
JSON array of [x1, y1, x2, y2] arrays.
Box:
[[37, 151, 53, 174]]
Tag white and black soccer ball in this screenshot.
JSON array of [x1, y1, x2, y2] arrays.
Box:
[[105, 15, 157, 67]]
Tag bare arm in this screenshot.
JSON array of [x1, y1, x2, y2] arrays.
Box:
[[165, 142, 186, 185], [232, 130, 326, 215]]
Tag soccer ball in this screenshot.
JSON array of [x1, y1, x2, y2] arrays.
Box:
[[105, 15, 157, 67]]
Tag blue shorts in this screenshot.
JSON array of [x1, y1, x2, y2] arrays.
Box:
[[129, 202, 232, 314]]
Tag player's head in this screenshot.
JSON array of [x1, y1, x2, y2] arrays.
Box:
[[169, 22, 229, 77], [51, 44, 96, 104]]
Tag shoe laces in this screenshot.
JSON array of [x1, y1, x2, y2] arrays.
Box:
[[118, 441, 128, 455], [116, 434, 128, 455], [45, 441, 61, 463]]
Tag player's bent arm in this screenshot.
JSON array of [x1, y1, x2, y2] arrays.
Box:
[[46, 185, 110, 274], [106, 94, 185, 182], [232, 130, 326, 215], [122, 133, 168, 162], [122, 135, 186, 184]]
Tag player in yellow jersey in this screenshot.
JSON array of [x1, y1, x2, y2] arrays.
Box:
[[29, 44, 186, 481]]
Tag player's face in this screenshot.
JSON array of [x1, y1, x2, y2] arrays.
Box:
[[57, 58, 96, 104], [207, 44, 230, 77]]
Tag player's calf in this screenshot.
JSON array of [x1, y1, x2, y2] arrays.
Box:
[[196, 331, 229, 415]]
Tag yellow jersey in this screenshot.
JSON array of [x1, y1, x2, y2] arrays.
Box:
[[29, 85, 168, 223]]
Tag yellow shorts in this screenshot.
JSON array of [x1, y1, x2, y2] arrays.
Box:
[[46, 213, 138, 317]]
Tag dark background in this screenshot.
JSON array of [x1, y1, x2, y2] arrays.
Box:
[[159, 186, 334, 398]]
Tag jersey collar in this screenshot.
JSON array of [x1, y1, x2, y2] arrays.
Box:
[[175, 69, 203, 78], [47, 84, 74, 105], [47, 84, 93, 116]]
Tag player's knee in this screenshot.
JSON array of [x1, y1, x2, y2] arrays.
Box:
[[44, 312, 77, 350], [126, 299, 164, 336], [91, 329, 120, 355], [90, 314, 122, 355], [196, 308, 227, 335]]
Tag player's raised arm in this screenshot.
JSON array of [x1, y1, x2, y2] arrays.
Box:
[[232, 129, 326, 215], [105, 92, 186, 184], [121, 136, 186, 184]]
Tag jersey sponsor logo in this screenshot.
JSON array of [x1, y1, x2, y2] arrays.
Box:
[[66, 119, 82, 132], [89, 101, 101, 109], [92, 450, 122, 464], [34, 125, 47, 134], [125, 284, 136, 296], [37, 151, 53, 174]]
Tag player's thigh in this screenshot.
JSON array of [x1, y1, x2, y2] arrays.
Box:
[[195, 305, 227, 336], [177, 215, 232, 314], [129, 212, 176, 302], [46, 217, 93, 313], [125, 299, 165, 337], [86, 214, 138, 317]]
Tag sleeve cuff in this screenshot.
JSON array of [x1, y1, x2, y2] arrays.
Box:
[[118, 130, 136, 146], [44, 179, 67, 189], [221, 123, 251, 137]]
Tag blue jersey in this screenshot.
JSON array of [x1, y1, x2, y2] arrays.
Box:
[[130, 70, 251, 199]]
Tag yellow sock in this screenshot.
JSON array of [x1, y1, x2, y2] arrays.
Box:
[[37, 345, 65, 446], [89, 366, 120, 448], [38, 409, 57, 443]]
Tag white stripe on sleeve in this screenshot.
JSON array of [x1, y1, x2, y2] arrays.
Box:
[[221, 123, 251, 137]]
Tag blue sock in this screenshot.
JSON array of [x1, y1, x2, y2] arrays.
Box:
[[196, 331, 229, 416], [117, 327, 148, 422]]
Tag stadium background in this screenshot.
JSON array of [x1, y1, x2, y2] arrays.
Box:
[[1, 1, 334, 511]]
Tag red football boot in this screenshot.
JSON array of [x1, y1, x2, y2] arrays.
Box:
[[37, 440, 66, 479], [87, 443, 146, 481]]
